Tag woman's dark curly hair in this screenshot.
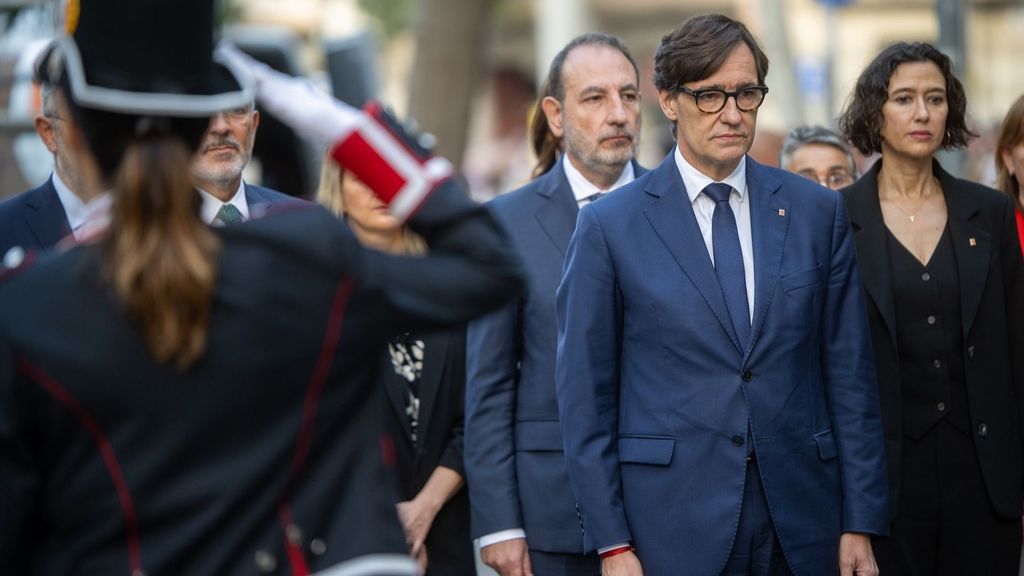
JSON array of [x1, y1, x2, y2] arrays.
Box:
[[839, 42, 976, 155]]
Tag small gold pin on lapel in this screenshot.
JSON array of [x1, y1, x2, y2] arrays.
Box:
[[969, 238, 977, 247], [778, 209, 786, 217]]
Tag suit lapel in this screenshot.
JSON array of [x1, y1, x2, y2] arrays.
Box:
[[382, 344, 414, 442], [936, 163, 988, 339], [642, 156, 741, 352], [24, 180, 72, 248], [413, 332, 448, 459], [533, 159, 579, 257], [845, 162, 898, 344], [745, 159, 789, 360]]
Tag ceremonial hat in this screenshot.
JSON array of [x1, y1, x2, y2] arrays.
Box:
[[36, 0, 253, 177]]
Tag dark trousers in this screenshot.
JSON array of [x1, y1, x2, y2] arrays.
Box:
[[721, 458, 792, 576], [873, 420, 1022, 576], [528, 549, 600, 576]]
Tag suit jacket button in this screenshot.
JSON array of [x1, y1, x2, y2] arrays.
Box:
[[741, 371, 753, 382], [967, 345, 975, 359], [731, 434, 745, 447], [255, 550, 277, 573], [977, 423, 989, 437]]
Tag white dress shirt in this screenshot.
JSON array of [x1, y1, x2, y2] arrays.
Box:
[[673, 147, 755, 322], [563, 153, 636, 204], [197, 180, 249, 225], [52, 172, 90, 239]]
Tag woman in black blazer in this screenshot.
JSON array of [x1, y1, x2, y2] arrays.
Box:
[[318, 162, 474, 576], [0, 2, 520, 574], [839, 42, 1024, 575]]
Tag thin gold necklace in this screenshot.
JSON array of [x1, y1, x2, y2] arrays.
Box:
[[888, 198, 927, 223]]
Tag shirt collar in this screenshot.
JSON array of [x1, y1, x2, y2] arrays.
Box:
[[51, 172, 91, 233], [197, 180, 249, 225], [673, 146, 748, 204], [562, 155, 636, 203]]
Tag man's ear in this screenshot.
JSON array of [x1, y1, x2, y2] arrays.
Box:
[[658, 90, 679, 124], [34, 115, 59, 155], [251, 109, 260, 131], [541, 96, 564, 139]]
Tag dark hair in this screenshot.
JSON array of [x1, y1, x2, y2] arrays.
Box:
[[530, 32, 638, 178], [653, 14, 769, 139], [654, 14, 768, 93], [839, 42, 976, 156], [996, 94, 1024, 210]]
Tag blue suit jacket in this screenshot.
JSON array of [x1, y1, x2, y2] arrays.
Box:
[[555, 154, 889, 575], [0, 179, 300, 257], [0, 178, 70, 256], [465, 158, 646, 552]]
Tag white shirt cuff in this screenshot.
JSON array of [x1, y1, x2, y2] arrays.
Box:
[[597, 542, 632, 555], [478, 529, 527, 548]]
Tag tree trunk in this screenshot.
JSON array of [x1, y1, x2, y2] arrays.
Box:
[[408, 0, 494, 171]]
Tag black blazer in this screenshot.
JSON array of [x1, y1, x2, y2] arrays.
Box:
[[382, 328, 472, 576], [0, 181, 523, 575], [0, 177, 71, 255], [842, 159, 1024, 519]]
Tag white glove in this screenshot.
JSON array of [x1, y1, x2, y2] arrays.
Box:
[[217, 42, 452, 222], [217, 42, 361, 148]]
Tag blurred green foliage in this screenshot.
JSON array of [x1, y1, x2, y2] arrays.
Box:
[[358, 0, 413, 39]]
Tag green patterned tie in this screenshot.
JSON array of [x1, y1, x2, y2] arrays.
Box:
[[216, 203, 245, 225]]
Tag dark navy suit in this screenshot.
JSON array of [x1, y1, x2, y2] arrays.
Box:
[[0, 179, 300, 257], [465, 158, 644, 566], [555, 154, 890, 575], [0, 177, 71, 255]]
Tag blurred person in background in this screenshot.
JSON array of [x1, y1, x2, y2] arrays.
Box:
[[317, 159, 474, 576], [778, 124, 858, 190], [0, 0, 522, 574], [840, 41, 1024, 576], [191, 99, 302, 225], [995, 93, 1024, 257], [465, 32, 643, 576], [0, 47, 93, 256]]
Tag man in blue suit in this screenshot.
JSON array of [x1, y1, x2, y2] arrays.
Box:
[[465, 33, 644, 576], [0, 77, 93, 257], [555, 14, 888, 576]]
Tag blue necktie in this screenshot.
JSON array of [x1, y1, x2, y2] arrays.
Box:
[[703, 183, 750, 350]]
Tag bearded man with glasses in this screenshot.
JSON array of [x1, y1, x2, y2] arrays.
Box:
[[555, 13, 888, 576]]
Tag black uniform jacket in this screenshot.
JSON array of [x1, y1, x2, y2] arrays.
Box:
[[0, 180, 523, 576], [842, 159, 1024, 520]]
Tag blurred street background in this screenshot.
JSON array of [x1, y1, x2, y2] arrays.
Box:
[[2, 0, 1022, 204]]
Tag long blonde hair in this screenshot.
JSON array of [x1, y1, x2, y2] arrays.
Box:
[[315, 156, 426, 255]]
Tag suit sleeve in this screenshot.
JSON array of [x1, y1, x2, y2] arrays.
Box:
[[820, 194, 890, 536], [555, 205, 632, 552], [437, 328, 467, 477], [353, 179, 525, 334], [0, 328, 33, 572], [464, 294, 524, 538], [997, 198, 1024, 440]]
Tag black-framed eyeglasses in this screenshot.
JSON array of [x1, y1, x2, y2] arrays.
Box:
[[678, 85, 769, 113]]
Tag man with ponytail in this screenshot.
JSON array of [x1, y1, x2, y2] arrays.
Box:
[[464, 32, 644, 576], [0, 1, 523, 575]]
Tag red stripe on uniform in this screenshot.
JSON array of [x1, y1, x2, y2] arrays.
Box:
[[279, 504, 311, 576], [17, 359, 144, 576], [331, 133, 406, 204]]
